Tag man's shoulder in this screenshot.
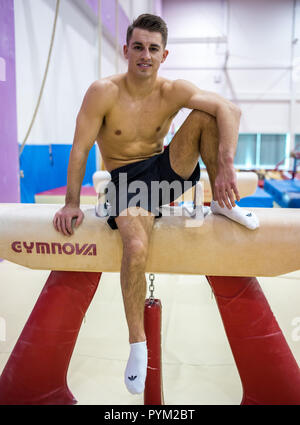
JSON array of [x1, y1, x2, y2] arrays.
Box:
[[88, 76, 120, 97], [84, 76, 121, 112], [160, 78, 198, 97]]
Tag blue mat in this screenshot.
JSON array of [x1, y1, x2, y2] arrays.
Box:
[[264, 180, 300, 208], [236, 187, 273, 208]]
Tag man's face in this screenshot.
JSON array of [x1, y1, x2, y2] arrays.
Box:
[[124, 28, 168, 77]]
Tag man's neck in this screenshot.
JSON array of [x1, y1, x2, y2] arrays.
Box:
[[124, 72, 158, 99]]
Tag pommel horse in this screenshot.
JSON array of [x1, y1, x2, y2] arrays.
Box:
[[0, 172, 300, 405]]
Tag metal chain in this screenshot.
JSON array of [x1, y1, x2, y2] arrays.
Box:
[[148, 273, 155, 303]]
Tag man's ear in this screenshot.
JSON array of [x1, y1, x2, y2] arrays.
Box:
[[161, 49, 169, 63], [123, 44, 128, 59]]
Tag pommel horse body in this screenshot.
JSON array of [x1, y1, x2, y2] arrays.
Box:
[[0, 172, 300, 405]]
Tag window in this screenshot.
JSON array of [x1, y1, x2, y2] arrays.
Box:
[[234, 134, 288, 169], [259, 134, 286, 168], [234, 134, 257, 168], [295, 135, 300, 150]]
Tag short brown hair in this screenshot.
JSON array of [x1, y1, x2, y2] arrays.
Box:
[[126, 14, 168, 48]]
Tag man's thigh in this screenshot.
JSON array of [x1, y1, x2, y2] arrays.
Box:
[[169, 110, 212, 179], [115, 207, 155, 248]]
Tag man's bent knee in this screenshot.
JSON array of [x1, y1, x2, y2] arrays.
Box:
[[188, 109, 217, 129]]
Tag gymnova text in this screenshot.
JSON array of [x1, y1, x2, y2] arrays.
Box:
[[11, 241, 97, 256]]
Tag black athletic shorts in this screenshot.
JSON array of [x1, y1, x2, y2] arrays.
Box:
[[106, 144, 200, 230]]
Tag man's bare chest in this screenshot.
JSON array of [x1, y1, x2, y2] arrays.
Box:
[[101, 96, 177, 141]]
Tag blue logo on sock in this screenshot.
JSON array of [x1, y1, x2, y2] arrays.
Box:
[[128, 375, 137, 381], [246, 213, 252, 217]]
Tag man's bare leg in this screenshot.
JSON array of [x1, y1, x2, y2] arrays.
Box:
[[115, 208, 155, 394], [169, 110, 259, 229]]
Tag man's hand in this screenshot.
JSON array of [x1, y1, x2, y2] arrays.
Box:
[[53, 205, 84, 236], [214, 164, 240, 209]]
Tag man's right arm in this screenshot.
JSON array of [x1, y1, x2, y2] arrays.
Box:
[[53, 79, 116, 236]]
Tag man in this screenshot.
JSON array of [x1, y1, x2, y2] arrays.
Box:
[[53, 14, 259, 395]]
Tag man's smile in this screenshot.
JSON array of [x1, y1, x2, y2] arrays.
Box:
[[137, 63, 152, 69]]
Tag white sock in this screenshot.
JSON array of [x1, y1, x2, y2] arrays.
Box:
[[124, 341, 148, 394], [210, 200, 259, 230]]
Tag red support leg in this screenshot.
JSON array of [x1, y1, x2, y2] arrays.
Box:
[[206, 276, 300, 405], [0, 270, 101, 405], [144, 298, 164, 405]]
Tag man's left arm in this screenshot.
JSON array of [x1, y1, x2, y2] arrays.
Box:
[[173, 79, 242, 209]]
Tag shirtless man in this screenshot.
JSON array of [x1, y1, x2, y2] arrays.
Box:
[[53, 14, 259, 396]]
